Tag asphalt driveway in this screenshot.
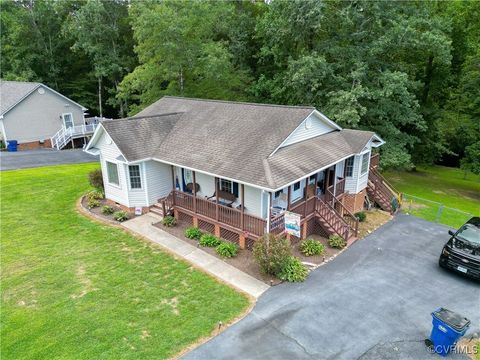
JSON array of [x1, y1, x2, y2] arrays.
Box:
[[0, 149, 97, 170], [185, 215, 480, 360]]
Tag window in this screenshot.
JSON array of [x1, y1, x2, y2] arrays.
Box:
[[106, 161, 119, 186], [275, 190, 282, 198], [345, 156, 354, 177], [360, 153, 369, 175], [220, 179, 232, 194], [309, 175, 316, 184], [129, 165, 142, 189], [293, 182, 300, 191]]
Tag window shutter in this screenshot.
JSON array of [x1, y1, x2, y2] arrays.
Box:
[[233, 182, 239, 197]]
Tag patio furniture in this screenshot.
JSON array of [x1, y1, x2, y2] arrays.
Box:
[[186, 182, 200, 193], [207, 190, 236, 207]]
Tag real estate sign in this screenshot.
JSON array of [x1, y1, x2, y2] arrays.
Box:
[[284, 211, 301, 238]]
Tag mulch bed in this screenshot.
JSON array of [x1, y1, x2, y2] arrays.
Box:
[[357, 209, 393, 239], [155, 219, 343, 285], [81, 197, 132, 224]]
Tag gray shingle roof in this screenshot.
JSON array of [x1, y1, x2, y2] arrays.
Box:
[[0, 80, 41, 115], [99, 96, 376, 190]]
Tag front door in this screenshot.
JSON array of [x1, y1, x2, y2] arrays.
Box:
[[62, 113, 74, 129]]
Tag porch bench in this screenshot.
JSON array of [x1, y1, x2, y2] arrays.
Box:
[[207, 190, 236, 207]]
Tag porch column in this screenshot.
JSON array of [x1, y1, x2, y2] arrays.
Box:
[[171, 165, 176, 207], [332, 164, 337, 207], [192, 171, 197, 214], [303, 178, 308, 218], [287, 186, 291, 211], [240, 184, 245, 231], [314, 173, 318, 197], [266, 191, 272, 233], [215, 177, 219, 221]]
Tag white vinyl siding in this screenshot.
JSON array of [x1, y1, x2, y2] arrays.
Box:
[[357, 150, 371, 191], [279, 113, 336, 149], [145, 160, 173, 205], [345, 155, 361, 194]]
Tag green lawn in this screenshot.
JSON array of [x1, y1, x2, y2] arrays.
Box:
[[384, 165, 480, 228], [1, 164, 249, 359]]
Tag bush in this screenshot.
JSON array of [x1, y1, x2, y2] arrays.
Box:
[[300, 239, 325, 256], [328, 234, 347, 249], [161, 215, 177, 227], [278, 256, 308, 282], [101, 205, 114, 215], [113, 211, 129, 222], [185, 227, 203, 240], [216, 242, 239, 258], [199, 234, 221, 247], [253, 233, 292, 275], [87, 198, 100, 209], [86, 190, 104, 201], [355, 211, 367, 222], [88, 169, 104, 190]]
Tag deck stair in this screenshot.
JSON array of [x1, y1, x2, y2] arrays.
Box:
[[367, 164, 402, 214], [51, 123, 98, 150]]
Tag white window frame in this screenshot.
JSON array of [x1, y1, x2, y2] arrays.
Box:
[[62, 113, 74, 129], [360, 152, 370, 175], [128, 164, 143, 190], [345, 156, 355, 177], [106, 161, 120, 187], [220, 179, 232, 194]]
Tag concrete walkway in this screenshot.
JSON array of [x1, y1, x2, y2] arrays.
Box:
[[121, 213, 270, 299]]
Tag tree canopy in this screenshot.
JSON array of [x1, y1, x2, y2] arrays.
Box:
[[1, 0, 478, 169]]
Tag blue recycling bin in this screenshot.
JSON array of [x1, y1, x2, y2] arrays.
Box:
[[430, 308, 470, 356], [7, 140, 18, 152]]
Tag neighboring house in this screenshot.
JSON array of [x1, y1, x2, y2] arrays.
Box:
[[85, 96, 399, 249], [0, 80, 95, 150]]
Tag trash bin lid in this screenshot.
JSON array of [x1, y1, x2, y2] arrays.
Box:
[[432, 308, 471, 332]]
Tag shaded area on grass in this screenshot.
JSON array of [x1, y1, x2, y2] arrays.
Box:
[[1, 164, 249, 359]]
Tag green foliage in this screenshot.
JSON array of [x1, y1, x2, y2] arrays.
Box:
[[355, 212, 367, 223], [185, 227, 203, 240], [161, 216, 177, 227], [87, 198, 100, 209], [328, 235, 347, 249], [101, 205, 114, 215], [199, 234, 221, 247], [300, 239, 325, 257], [86, 190, 104, 201], [278, 256, 308, 282], [88, 169, 104, 190], [253, 233, 292, 275], [460, 142, 480, 177], [216, 242, 239, 258], [113, 211, 129, 222]]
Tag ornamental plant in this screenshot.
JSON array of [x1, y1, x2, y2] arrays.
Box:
[[278, 256, 308, 282], [300, 239, 325, 256], [216, 241, 239, 258], [328, 234, 347, 249], [113, 211, 129, 222], [88, 169, 104, 190], [161, 215, 177, 227], [199, 234, 221, 247], [185, 227, 202, 240], [253, 233, 291, 275], [355, 211, 367, 222], [101, 205, 114, 215], [87, 198, 100, 209]]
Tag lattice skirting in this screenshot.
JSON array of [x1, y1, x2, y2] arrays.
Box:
[[246, 237, 256, 250], [220, 228, 240, 245], [178, 211, 193, 224], [198, 218, 215, 234]]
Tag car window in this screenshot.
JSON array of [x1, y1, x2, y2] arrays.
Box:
[[456, 224, 480, 245]]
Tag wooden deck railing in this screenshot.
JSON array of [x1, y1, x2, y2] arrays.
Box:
[[162, 190, 267, 237], [315, 196, 351, 240], [370, 153, 380, 169], [325, 187, 359, 237]]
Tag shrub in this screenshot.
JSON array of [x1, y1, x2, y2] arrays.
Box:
[[101, 205, 114, 215], [253, 233, 292, 275], [113, 211, 129, 222], [278, 256, 308, 282], [355, 211, 367, 222], [161, 215, 177, 227], [87, 198, 100, 209], [185, 227, 203, 240], [328, 234, 347, 249], [300, 239, 325, 256], [216, 242, 239, 258], [88, 169, 104, 190], [199, 234, 221, 247], [86, 190, 104, 201]]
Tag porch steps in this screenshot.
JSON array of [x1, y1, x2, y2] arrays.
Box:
[[150, 204, 165, 217], [367, 167, 401, 214]]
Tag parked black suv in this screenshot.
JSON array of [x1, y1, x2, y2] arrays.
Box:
[[439, 217, 480, 281]]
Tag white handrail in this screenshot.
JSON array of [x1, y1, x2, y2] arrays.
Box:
[[51, 123, 98, 150]]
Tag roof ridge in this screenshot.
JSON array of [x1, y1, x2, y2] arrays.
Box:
[[162, 96, 315, 110], [103, 112, 184, 123]]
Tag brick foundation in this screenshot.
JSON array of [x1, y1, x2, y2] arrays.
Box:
[[343, 189, 366, 214], [16, 139, 52, 150], [104, 199, 151, 215]]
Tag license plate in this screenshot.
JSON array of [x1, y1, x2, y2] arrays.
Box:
[[457, 266, 468, 273]]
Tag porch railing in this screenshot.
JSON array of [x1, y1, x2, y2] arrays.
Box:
[[51, 123, 98, 150], [315, 196, 351, 240], [163, 190, 267, 237]]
